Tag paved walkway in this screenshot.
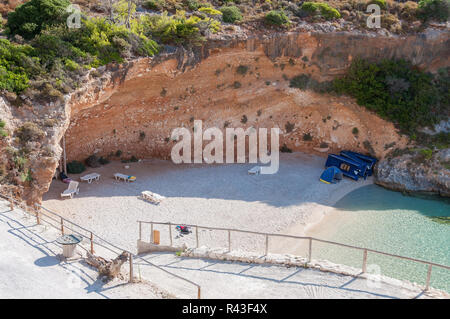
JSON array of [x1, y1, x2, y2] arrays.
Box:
[[136, 252, 435, 299], [0, 200, 161, 299]]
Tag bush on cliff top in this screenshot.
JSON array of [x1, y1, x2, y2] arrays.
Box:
[[333, 59, 449, 134], [418, 0, 450, 22], [6, 0, 71, 40], [220, 6, 243, 23], [264, 10, 290, 26], [0, 39, 33, 93], [1, 0, 159, 100], [141, 10, 220, 46], [300, 2, 341, 20]]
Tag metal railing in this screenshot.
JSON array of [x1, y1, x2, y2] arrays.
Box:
[[0, 192, 202, 298], [138, 220, 450, 291]]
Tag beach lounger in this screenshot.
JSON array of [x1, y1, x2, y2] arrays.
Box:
[[141, 191, 165, 204], [80, 173, 101, 184], [61, 181, 79, 199], [114, 173, 136, 182], [248, 166, 261, 175]]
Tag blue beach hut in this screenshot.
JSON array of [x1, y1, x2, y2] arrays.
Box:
[[325, 154, 367, 181], [340, 151, 377, 176], [320, 166, 343, 184]]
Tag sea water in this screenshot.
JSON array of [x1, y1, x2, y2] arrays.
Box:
[[311, 185, 450, 292]]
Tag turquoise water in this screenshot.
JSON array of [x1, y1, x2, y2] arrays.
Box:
[[312, 185, 450, 292]]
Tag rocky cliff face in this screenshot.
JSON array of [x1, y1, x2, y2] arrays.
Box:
[[1, 28, 449, 203], [376, 149, 450, 197]]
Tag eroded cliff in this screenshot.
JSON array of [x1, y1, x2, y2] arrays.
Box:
[[1, 29, 449, 203]]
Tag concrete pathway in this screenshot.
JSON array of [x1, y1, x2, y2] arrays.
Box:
[[136, 252, 435, 299], [0, 200, 161, 299]]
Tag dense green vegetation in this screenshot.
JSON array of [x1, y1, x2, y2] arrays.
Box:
[[368, 0, 387, 10], [6, 0, 71, 40], [418, 0, 450, 22], [141, 10, 220, 45], [67, 160, 86, 174], [264, 10, 290, 26], [333, 59, 449, 134], [0, 0, 160, 102], [300, 2, 341, 20], [220, 6, 243, 23]]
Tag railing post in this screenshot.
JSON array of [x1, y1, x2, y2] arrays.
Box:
[[150, 222, 154, 243], [196, 226, 199, 248], [308, 238, 312, 263], [228, 230, 231, 252], [425, 265, 432, 291], [35, 208, 40, 225], [139, 221, 142, 241], [169, 222, 172, 246], [129, 253, 134, 283], [198, 287, 201, 299], [362, 249, 368, 273], [90, 232, 94, 254], [265, 234, 269, 255], [60, 217, 64, 235]]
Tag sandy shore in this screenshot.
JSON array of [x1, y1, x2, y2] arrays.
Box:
[[43, 152, 372, 254]]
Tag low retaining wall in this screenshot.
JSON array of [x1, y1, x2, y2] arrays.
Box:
[[137, 240, 186, 254]]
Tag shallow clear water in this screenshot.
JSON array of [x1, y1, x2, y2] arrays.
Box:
[[312, 185, 450, 292]]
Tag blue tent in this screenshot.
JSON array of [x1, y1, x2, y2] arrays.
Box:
[[320, 166, 343, 184]]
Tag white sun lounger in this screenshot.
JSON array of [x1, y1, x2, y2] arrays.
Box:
[[114, 173, 136, 182], [61, 181, 79, 199], [80, 173, 101, 183], [141, 191, 165, 204], [248, 166, 261, 175]]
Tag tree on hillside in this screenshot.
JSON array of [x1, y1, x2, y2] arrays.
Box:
[[6, 0, 71, 39]]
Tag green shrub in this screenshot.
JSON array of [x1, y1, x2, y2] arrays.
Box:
[[264, 10, 290, 26], [198, 7, 222, 16], [184, 0, 200, 10], [141, 11, 219, 46], [333, 59, 449, 134], [303, 133, 313, 141], [144, 0, 166, 11], [419, 148, 433, 160], [220, 6, 243, 23], [418, 0, 449, 22], [7, 0, 71, 40], [0, 39, 35, 93], [369, 0, 387, 10], [85, 155, 101, 167], [0, 120, 7, 138], [300, 2, 341, 20], [290, 74, 333, 93], [236, 65, 248, 75], [67, 160, 86, 174], [280, 144, 292, 153], [285, 122, 295, 133], [289, 74, 310, 90]]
